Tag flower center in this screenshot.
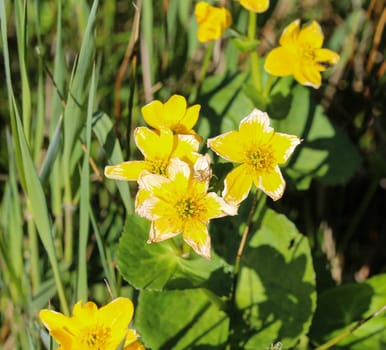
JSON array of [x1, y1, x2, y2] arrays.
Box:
[[80, 325, 111, 349], [301, 46, 316, 62], [246, 147, 274, 172], [147, 158, 168, 175], [175, 198, 200, 220]]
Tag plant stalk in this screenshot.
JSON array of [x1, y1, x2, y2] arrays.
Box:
[[314, 304, 386, 350], [248, 11, 262, 92]]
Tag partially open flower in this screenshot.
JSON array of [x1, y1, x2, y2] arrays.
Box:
[[141, 94, 201, 136], [239, 0, 270, 13], [264, 19, 340, 88], [194, 2, 232, 42], [104, 127, 200, 182]]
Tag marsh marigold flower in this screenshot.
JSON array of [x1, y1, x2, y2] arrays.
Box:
[[264, 19, 340, 88], [207, 109, 301, 204], [39, 297, 144, 350], [194, 2, 232, 43], [135, 156, 237, 259], [104, 126, 200, 181], [141, 94, 200, 137], [239, 0, 269, 13]]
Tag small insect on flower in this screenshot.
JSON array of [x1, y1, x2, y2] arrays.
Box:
[[193, 154, 213, 182]]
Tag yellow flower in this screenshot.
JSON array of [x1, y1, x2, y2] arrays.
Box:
[[207, 109, 301, 204], [264, 19, 340, 88], [39, 297, 144, 350], [141, 94, 201, 137], [104, 126, 200, 181], [239, 0, 269, 13], [135, 157, 237, 259], [194, 1, 232, 43]]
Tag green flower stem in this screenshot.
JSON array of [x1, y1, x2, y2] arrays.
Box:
[[248, 11, 262, 92], [227, 190, 265, 348], [263, 74, 276, 98], [314, 304, 386, 350], [199, 40, 215, 87]]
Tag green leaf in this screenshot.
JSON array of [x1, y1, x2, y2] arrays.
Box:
[[235, 208, 316, 348], [62, 0, 98, 163], [309, 274, 386, 349], [273, 85, 361, 189], [92, 112, 132, 214], [199, 71, 254, 135], [117, 215, 228, 291], [136, 289, 229, 349]]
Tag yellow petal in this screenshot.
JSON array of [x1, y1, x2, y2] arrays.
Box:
[[163, 95, 187, 127], [166, 157, 191, 184], [197, 22, 222, 42], [172, 134, 200, 165], [223, 164, 253, 205], [223, 8, 232, 27], [149, 218, 182, 242], [298, 20, 324, 49], [207, 131, 246, 163], [134, 127, 173, 159], [39, 309, 79, 347], [264, 46, 297, 76], [294, 64, 322, 88], [97, 297, 134, 328], [39, 309, 71, 332], [179, 104, 201, 131], [257, 166, 285, 201], [270, 132, 301, 164], [72, 300, 98, 322], [135, 187, 152, 210], [205, 193, 238, 218], [104, 161, 147, 181], [195, 4, 231, 42], [183, 221, 211, 259], [137, 173, 170, 197], [124, 341, 146, 350], [239, 0, 269, 13], [279, 19, 301, 47], [123, 330, 145, 350], [195, 1, 210, 23], [49, 328, 74, 349], [315, 48, 340, 71], [141, 100, 164, 129], [239, 108, 273, 143]]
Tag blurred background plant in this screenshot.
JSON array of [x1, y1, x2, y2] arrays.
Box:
[[0, 0, 385, 349]]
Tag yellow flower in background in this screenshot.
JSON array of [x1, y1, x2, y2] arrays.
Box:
[[264, 19, 340, 88], [194, 1, 232, 42], [239, 0, 269, 13], [207, 109, 301, 204], [141, 94, 201, 137], [104, 126, 200, 181], [136, 157, 237, 259], [39, 297, 144, 350]]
